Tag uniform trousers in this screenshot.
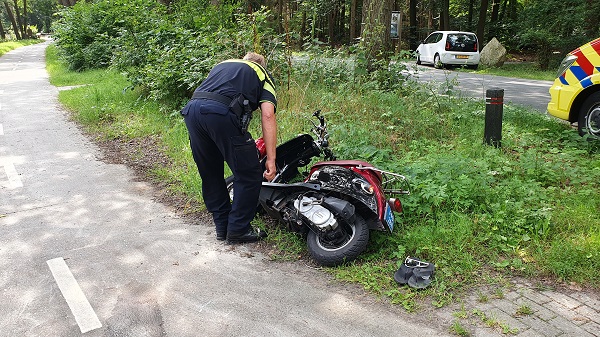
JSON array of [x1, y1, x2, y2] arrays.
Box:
[[181, 99, 262, 236]]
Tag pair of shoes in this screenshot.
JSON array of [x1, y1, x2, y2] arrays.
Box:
[[216, 232, 227, 241], [226, 227, 267, 244], [394, 256, 435, 289]]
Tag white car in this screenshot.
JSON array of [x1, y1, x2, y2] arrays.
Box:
[[416, 31, 480, 69]]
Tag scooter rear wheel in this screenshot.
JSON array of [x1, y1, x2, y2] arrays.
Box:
[[307, 214, 369, 266]]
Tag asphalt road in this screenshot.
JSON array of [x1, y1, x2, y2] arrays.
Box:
[[406, 63, 554, 113], [0, 42, 452, 336]]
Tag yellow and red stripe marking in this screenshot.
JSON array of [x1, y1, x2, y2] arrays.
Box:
[[560, 38, 600, 87]]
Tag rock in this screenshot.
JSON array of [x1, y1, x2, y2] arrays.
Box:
[[480, 37, 507, 67]]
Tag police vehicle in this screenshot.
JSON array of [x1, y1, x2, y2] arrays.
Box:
[[547, 37, 600, 138]]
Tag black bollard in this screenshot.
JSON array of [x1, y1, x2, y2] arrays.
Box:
[[484, 88, 504, 147]]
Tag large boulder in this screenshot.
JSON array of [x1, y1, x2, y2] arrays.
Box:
[[480, 37, 507, 67]]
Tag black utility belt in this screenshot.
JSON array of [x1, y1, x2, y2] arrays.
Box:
[[192, 91, 252, 132], [192, 91, 249, 119]]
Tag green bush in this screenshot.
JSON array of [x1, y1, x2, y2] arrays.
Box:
[[52, 0, 142, 70], [53, 0, 285, 107]]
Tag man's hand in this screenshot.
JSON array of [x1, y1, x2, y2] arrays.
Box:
[[264, 158, 276, 181]]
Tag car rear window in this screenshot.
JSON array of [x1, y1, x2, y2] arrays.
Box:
[[446, 34, 478, 52]]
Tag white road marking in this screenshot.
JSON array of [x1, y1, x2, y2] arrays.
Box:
[[4, 162, 22, 188], [0, 124, 3, 135], [46, 258, 102, 333]]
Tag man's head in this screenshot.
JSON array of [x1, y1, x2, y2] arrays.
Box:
[[243, 52, 266, 68]]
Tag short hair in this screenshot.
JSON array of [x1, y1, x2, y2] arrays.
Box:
[[243, 52, 266, 68]]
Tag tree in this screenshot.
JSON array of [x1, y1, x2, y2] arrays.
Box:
[[3, 0, 21, 39], [408, 0, 417, 50], [360, 0, 394, 63], [440, 0, 449, 30], [476, 0, 488, 48], [0, 14, 5, 39]]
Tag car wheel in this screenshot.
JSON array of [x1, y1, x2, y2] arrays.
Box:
[[468, 64, 479, 70], [416, 55, 421, 65], [434, 54, 443, 69], [577, 91, 600, 137]]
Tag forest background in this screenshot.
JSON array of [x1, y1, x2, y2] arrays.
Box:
[[1, 0, 600, 313]]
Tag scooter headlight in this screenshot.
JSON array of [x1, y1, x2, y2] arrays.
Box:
[[353, 178, 374, 195]]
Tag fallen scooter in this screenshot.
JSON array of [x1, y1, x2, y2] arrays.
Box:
[[226, 111, 409, 266]]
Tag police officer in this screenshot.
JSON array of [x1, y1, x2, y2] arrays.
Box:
[[181, 52, 277, 243]]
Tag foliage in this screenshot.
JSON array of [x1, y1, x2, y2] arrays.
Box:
[[515, 0, 594, 69], [51, 0, 136, 70], [52, 0, 284, 109]]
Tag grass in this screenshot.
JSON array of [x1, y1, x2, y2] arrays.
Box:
[[0, 39, 44, 57], [46, 44, 600, 312], [413, 58, 557, 81], [470, 63, 556, 81]]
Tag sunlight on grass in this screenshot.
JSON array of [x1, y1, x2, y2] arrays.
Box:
[[0, 39, 43, 57]]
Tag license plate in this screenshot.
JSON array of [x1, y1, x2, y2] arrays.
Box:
[[384, 204, 395, 232], [455, 55, 469, 59]]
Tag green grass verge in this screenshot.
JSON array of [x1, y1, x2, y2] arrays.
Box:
[[470, 62, 557, 81], [46, 44, 600, 310], [0, 39, 44, 57], [410, 57, 557, 81]]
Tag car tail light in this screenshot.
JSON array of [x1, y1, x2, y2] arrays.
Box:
[[388, 198, 403, 213], [474, 42, 478, 51], [445, 42, 450, 51]]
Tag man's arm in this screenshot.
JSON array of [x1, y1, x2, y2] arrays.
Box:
[[260, 102, 277, 181]]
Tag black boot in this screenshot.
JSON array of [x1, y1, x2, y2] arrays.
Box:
[[226, 227, 267, 244]]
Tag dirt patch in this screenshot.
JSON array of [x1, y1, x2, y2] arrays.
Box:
[[90, 132, 212, 225]]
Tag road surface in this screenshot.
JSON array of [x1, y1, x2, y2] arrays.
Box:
[[407, 63, 554, 113]]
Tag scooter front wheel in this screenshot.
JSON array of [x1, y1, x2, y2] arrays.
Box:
[[307, 214, 369, 266]]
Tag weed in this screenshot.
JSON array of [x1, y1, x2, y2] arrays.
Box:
[[450, 320, 470, 336], [515, 304, 534, 316], [472, 309, 518, 335], [477, 291, 489, 303], [453, 304, 470, 319]]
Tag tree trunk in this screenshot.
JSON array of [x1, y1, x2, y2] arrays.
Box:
[[360, 0, 394, 70], [350, 0, 357, 41], [23, 0, 27, 37], [476, 0, 489, 49], [409, 0, 417, 50], [12, 0, 25, 38], [440, 0, 449, 30], [0, 18, 6, 40], [467, 0, 474, 32], [361, 0, 393, 47], [490, 0, 500, 22], [4, 1, 21, 39]]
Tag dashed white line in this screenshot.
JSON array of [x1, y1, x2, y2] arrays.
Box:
[[3, 162, 22, 188], [47, 258, 102, 333]]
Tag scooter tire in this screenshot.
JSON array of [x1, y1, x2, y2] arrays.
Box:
[[225, 175, 235, 202], [307, 213, 369, 267]]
